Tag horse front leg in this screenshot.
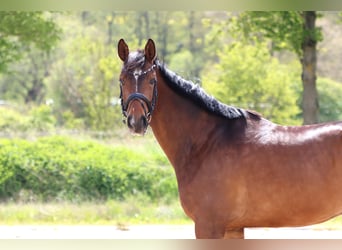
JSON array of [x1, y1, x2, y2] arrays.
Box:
[[194, 221, 226, 239], [194, 221, 245, 239], [223, 228, 244, 239]]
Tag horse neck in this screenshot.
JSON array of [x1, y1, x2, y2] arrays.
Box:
[[149, 70, 220, 169]]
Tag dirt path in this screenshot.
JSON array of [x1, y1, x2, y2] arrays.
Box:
[[0, 225, 341, 239]]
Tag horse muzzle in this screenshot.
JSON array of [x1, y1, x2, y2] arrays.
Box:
[[127, 113, 149, 135], [121, 92, 155, 135], [124, 95, 151, 135]]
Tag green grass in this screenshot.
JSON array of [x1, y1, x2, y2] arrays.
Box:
[[2, 199, 342, 231], [0, 198, 191, 226], [313, 216, 342, 230]]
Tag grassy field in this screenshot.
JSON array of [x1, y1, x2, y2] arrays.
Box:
[[0, 133, 193, 227], [1, 199, 342, 231], [0, 198, 192, 226]]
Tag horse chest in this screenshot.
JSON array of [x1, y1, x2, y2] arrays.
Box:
[[176, 160, 248, 221]]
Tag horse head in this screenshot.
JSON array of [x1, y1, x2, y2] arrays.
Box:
[[118, 38, 158, 135]]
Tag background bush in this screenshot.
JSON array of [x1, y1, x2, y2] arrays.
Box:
[[0, 136, 177, 203], [317, 77, 342, 122], [202, 42, 302, 125]]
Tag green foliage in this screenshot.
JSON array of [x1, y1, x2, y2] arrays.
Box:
[[29, 105, 56, 131], [45, 23, 122, 130], [0, 47, 53, 104], [202, 42, 302, 125], [0, 12, 60, 72], [317, 78, 342, 122], [0, 105, 57, 134], [229, 11, 323, 57], [60, 110, 85, 130], [0, 136, 177, 203], [0, 107, 30, 133], [168, 50, 194, 74]]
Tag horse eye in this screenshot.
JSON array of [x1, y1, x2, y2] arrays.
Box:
[[149, 78, 157, 85], [119, 79, 124, 85]]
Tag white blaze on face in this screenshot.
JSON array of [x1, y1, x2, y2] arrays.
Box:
[[133, 68, 142, 83], [127, 51, 144, 91], [134, 70, 141, 79], [132, 69, 142, 92]]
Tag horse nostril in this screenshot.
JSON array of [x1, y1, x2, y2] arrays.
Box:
[[142, 116, 148, 128], [127, 114, 148, 135], [127, 116, 135, 129]]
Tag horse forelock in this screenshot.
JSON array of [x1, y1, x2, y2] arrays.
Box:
[[124, 50, 146, 72]]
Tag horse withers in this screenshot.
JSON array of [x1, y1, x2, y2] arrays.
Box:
[[117, 38, 342, 239]]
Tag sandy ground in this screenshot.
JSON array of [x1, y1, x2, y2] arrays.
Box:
[[0, 225, 342, 239]]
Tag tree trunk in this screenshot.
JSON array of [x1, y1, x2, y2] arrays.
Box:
[[188, 11, 196, 54], [155, 13, 169, 62], [142, 12, 150, 39], [301, 11, 319, 124], [24, 51, 49, 104], [107, 12, 115, 45]]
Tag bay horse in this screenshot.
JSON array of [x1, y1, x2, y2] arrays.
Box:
[[117, 38, 342, 239]]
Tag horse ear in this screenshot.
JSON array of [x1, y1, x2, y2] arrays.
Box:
[[118, 38, 129, 62], [144, 38, 157, 62]]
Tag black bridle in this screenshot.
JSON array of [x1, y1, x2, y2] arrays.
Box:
[[120, 64, 157, 124]]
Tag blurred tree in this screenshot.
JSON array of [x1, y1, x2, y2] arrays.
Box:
[[187, 11, 207, 77], [106, 12, 115, 45], [41, 13, 131, 130], [228, 11, 322, 124], [316, 78, 342, 122], [135, 12, 151, 46], [46, 33, 122, 130], [0, 12, 60, 73], [160, 12, 212, 79], [202, 42, 302, 125], [0, 47, 52, 104]]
